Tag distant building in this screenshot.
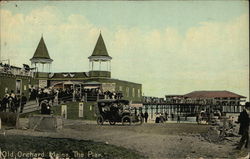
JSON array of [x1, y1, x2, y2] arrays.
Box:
[[165, 90, 246, 113], [0, 63, 36, 98]]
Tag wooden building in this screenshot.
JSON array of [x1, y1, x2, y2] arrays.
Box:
[[0, 64, 38, 98], [165, 91, 246, 113], [30, 36, 53, 73], [0, 33, 142, 103]]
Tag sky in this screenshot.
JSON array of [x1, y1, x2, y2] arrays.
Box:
[[0, 1, 249, 99]]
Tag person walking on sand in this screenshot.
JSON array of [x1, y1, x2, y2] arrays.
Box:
[[165, 112, 168, 121], [140, 111, 144, 123], [196, 113, 200, 124], [144, 111, 149, 123], [177, 115, 180, 123], [236, 102, 250, 150], [171, 113, 174, 121]]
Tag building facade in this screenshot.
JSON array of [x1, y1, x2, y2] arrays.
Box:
[[165, 91, 246, 113], [0, 64, 38, 98], [0, 33, 142, 103]]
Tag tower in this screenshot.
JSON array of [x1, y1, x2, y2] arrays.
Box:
[[88, 33, 112, 78], [30, 36, 53, 72]]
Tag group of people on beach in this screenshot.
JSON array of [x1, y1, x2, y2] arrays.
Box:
[[139, 111, 149, 123]]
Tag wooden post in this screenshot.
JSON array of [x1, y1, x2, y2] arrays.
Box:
[[85, 93, 87, 102], [80, 85, 82, 100], [61, 105, 67, 119], [151, 105, 153, 119], [15, 97, 22, 129], [79, 102, 84, 118], [73, 84, 75, 102], [168, 105, 170, 115]]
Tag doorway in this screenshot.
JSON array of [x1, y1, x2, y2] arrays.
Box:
[[16, 79, 22, 94]]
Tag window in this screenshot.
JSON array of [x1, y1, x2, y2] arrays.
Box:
[[132, 88, 135, 97], [16, 80, 22, 94], [138, 89, 140, 97], [126, 87, 129, 97], [119, 86, 123, 91]]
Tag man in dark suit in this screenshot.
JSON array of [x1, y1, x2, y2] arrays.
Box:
[[236, 102, 250, 150], [144, 111, 149, 123], [20, 93, 27, 113]]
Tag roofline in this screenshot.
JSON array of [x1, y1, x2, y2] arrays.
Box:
[[30, 57, 53, 60], [30, 58, 53, 63], [88, 56, 112, 61], [35, 73, 142, 85], [165, 95, 184, 97], [183, 90, 246, 98], [53, 72, 86, 74], [90, 77, 142, 85]]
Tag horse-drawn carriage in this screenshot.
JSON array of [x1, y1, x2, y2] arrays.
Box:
[[95, 99, 143, 125]]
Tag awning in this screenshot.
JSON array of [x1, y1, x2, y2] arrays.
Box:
[[130, 103, 143, 108], [84, 86, 100, 89], [83, 81, 101, 85], [53, 81, 84, 86], [63, 81, 84, 85]]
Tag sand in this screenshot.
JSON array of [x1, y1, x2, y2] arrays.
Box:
[[2, 118, 249, 159]]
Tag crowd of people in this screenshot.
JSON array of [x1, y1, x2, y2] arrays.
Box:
[[0, 63, 11, 73], [102, 91, 123, 100], [0, 85, 126, 113], [29, 86, 75, 105], [0, 86, 74, 113], [83, 88, 123, 101], [0, 90, 27, 113]]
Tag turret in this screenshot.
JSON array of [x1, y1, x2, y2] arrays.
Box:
[[30, 36, 53, 72], [88, 33, 111, 78]]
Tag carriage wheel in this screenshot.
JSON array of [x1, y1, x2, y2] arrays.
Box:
[[97, 116, 104, 125], [122, 115, 131, 126], [109, 119, 116, 125]]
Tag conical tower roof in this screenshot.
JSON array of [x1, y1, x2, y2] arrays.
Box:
[[30, 36, 53, 63], [89, 33, 112, 61]]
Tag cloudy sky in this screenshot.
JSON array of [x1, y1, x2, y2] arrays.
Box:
[[0, 1, 249, 99]]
